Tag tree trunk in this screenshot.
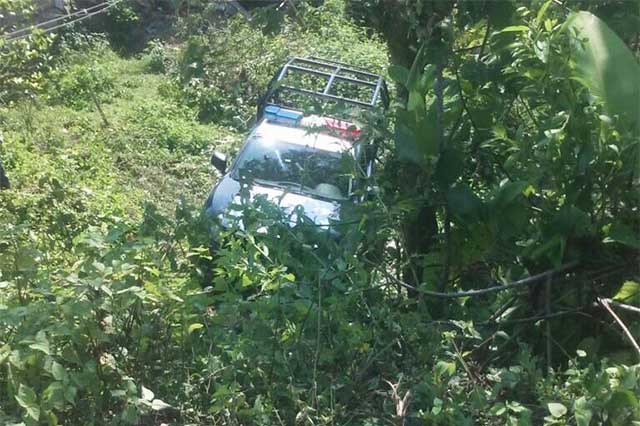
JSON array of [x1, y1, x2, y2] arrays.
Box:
[[0, 160, 9, 190], [0, 132, 9, 190]]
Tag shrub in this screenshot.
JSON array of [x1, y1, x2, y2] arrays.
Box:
[[45, 38, 118, 110], [142, 40, 170, 74], [173, 0, 388, 128]]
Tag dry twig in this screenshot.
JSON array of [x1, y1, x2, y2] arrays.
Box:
[[597, 297, 640, 361], [385, 378, 411, 426]]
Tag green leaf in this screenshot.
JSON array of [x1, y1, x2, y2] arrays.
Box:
[[607, 390, 638, 415], [490, 402, 507, 416], [394, 108, 438, 165], [406, 42, 429, 95], [566, 12, 640, 133], [0, 344, 10, 365], [43, 382, 66, 411], [432, 397, 443, 415], [63, 385, 77, 404], [28, 341, 50, 355], [151, 399, 172, 411], [51, 361, 67, 381], [605, 223, 640, 249], [434, 149, 464, 188], [187, 323, 204, 334], [388, 64, 409, 88], [548, 402, 567, 418], [535, 0, 553, 28], [492, 181, 528, 209], [574, 397, 593, 426], [15, 384, 40, 421], [121, 405, 138, 425], [15, 247, 42, 271], [613, 281, 640, 303], [447, 185, 483, 223], [434, 360, 456, 378], [549, 205, 591, 238], [498, 25, 529, 33], [141, 386, 154, 402]]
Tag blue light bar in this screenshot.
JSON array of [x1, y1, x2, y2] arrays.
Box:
[[264, 105, 303, 126]]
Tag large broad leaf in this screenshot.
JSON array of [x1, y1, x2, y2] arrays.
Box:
[[447, 185, 483, 223], [605, 222, 640, 249], [434, 148, 465, 188], [490, 181, 529, 209], [574, 397, 593, 426], [395, 108, 438, 165], [566, 11, 640, 133], [548, 402, 567, 418], [388, 64, 410, 89], [15, 384, 40, 421]]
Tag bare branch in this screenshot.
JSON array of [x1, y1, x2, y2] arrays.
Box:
[[597, 298, 640, 315], [598, 297, 640, 360], [377, 261, 578, 299]]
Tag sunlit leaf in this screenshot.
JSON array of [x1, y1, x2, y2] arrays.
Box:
[[613, 281, 640, 303], [187, 323, 204, 334], [15, 384, 40, 421], [548, 402, 567, 418], [574, 397, 593, 426], [566, 11, 640, 133], [151, 399, 172, 411], [497, 25, 529, 33], [141, 385, 154, 402]]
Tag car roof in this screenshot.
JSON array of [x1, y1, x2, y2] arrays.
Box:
[[252, 120, 353, 153]]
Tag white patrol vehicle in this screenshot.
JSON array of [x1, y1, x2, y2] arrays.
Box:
[[204, 57, 389, 244]]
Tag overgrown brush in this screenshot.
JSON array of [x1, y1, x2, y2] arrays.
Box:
[[2, 190, 639, 424], [1, 0, 639, 424], [172, 0, 388, 127]]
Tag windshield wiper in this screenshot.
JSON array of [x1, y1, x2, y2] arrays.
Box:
[[254, 179, 304, 192], [253, 179, 346, 202]]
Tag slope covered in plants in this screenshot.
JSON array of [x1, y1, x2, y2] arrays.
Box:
[[0, 0, 639, 425]]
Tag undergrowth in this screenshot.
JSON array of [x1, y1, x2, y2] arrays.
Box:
[[0, 1, 639, 425]]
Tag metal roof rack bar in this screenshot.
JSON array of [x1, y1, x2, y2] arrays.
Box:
[[258, 56, 389, 119], [371, 75, 385, 106], [285, 64, 378, 88], [278, 86, 374, 108], [306, 56, 380, 78], [289, 58, 377, 79], [323, 65, 341, 94]]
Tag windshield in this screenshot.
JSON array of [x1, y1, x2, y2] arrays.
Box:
[[234, 134, 354, 201]]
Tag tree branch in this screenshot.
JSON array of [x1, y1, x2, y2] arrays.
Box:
[[378, 261, 578, 299], [598, 297, 640, 360], [600, 299, 640, 315], [477, 19, 492, 60]]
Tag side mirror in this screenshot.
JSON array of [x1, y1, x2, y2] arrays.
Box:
[[210, 151, 227, 174]]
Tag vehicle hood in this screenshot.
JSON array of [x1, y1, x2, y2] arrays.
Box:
[[240, 184, 342, 227], [206, 176, 343, 229]]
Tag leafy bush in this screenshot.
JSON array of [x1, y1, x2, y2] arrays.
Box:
[[103, 1, 143, 52], [0, 0, 55, 105], [2, 189, 638, 424], [373, 0, 640, 366], [1, 1, 638, 425], [142, 40, 170, 74], [35, 35, 116, 110], [173, 0, 388, 127]]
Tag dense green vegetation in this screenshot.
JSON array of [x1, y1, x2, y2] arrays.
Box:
[[1, 0, 639, 425]]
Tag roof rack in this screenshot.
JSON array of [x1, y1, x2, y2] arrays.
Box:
[[258, 57, 389, 118]]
